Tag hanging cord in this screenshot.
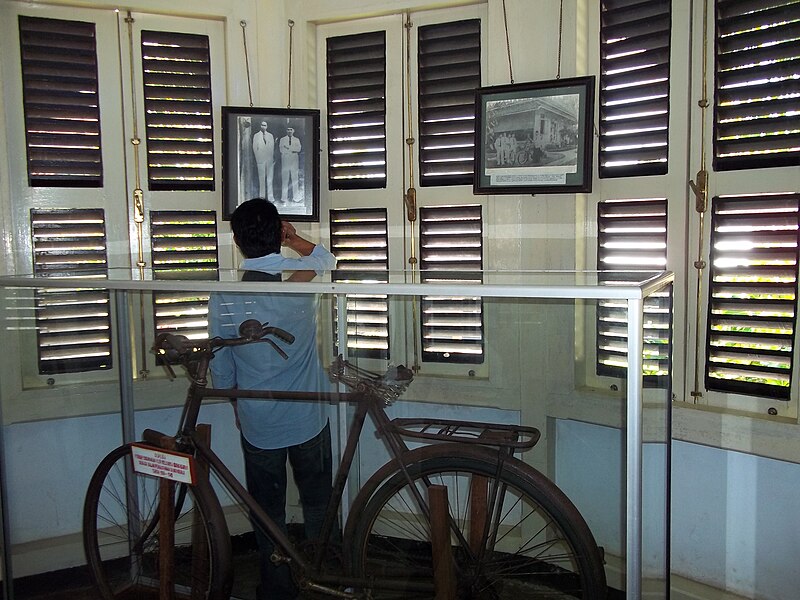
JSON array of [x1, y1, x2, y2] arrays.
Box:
[[403, 13, 421, 372], [287, 20, 294, 108], [240, 21, 254, 107], [556, 0, 564, 79], [689, 0, 711, 402], [124, 11, 149, 379], [501, 0, 514, 83]]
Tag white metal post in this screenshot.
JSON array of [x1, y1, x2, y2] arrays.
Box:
[[626, 297, 644, 598], [335, 293, 352, 525]]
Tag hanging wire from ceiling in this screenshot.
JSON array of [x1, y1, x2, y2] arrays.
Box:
[[240, 20, 254, 106], [503, 0, 563, 82], [557, 0, 564, 79], [287, 19, 295, 108], [501, 0, 514, 83]]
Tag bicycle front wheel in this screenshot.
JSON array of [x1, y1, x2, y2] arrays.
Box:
[[83, 444, 232, 600], [349, 449, 607, 599]]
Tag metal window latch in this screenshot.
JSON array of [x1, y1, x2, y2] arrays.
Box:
[[404, 187, 417, 222], [133, 188, 145, 223], [688, 169, 708, 213]]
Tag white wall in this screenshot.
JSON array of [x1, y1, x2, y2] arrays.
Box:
[[671, 441, 800, 600], [557, 419, 800, 600], [3, 401, 245, 576]]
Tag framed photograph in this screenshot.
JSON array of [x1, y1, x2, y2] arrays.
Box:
[[474, 76, 595, 195], [221, 106, 320, 221]]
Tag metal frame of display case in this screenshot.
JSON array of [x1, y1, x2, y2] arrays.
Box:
[[0, 269, 674, 599]]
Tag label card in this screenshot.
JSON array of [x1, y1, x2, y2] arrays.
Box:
[[131, 444, 196, 484]]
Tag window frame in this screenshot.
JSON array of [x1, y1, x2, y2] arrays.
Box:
[[416, 18, 482, 188], [712, 0, 800, 172], [18, 14, 104, 188], [693, 0, 800, 418], [0, 4, 231, 423]]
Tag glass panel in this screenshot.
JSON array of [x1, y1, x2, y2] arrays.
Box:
[[0, 272, 671, 599]]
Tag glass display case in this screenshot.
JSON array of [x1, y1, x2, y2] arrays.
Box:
[[0, 268, 673, 599]]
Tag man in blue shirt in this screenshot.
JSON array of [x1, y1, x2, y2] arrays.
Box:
[[208, 198, 336, 600]]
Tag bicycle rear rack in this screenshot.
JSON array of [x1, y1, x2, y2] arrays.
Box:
[[388, 418, 540, 451]]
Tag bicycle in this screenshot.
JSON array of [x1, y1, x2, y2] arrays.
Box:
[[83, 319, 608, 599]]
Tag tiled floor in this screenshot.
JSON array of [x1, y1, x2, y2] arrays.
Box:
[[9, 533, 626, 600], [11, 538, 262, 600], [10, 534, 327, 600]]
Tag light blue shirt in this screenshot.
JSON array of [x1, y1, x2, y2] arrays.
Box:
[[208, 245, 336, 449]]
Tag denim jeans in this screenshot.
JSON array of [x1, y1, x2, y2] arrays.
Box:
[[241, 422, 333, 600]]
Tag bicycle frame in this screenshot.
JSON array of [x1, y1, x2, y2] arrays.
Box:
[[141, 358, 441, 595], [138, 333, 543, 597]]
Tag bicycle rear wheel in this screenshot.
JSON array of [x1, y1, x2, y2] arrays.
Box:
[[349, 448, 607, 599], [83, 444, 232, 600]]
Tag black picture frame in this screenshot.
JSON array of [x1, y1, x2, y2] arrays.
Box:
[[221, 106, 320, 221], [474, 76, 595, 195]]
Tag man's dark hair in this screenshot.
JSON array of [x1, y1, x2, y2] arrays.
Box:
[[230, 198, 281, 258]]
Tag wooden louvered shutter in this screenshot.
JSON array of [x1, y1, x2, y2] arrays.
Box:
[[30, 208, 111, 374], [599, 0, 671, 178], [706, 193, 800, 399], [326, 31, 387, 190], [18, 15, 103, 187], [141, 30, 214, 191], [417, 19, 481, 187], [419, 205, 483, 364], [150, 210, 218, 341], [330, 208, 390, 360], [597, 198, 671, 379], [714, 0, 800, 171]]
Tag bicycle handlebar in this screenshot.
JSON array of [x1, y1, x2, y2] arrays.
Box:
[[153, 319, 295, 366], [152, 322, 414, 405], [237, 319, 295, 345]]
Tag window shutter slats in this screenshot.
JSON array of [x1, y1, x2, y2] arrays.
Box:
[[599, 0, 671, 178], [601, 128, 670, 152], [601, 13, 670, 41], [602, 28, 670, 56], [597, 147, 670, 169], [601, 63, 670, 92], [716, 133, 800, 162], [597, 198, 671, 379], [30, 209, 112, 374], [713, 0, 800, 171], [418, 103, 477, 122], [327, 31, 387, 190], [418, 19, 481, 187], [706, 192, 800, 399], [327, 111, 387, 130], [141, 30, 214, 191], [599, 97, 669, 122], [718, 1, 799, 32], [19, 15, 103, 187], [419, 205, 484, 364], [716, 115, 797, 141], [150, 210, 218, 341], [327, 73, 385, 92], [717, 37, 799, 73], [330, 208, 390, 360]]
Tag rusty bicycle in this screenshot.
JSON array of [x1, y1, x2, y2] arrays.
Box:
[[82, 320, 607, 599]]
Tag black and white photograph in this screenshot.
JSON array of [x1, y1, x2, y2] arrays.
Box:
[[222, 106, 320, 221], [474, 76, 595, 195]]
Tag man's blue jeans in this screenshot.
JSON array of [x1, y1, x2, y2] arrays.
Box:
[[241, 422, 333, 600]]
